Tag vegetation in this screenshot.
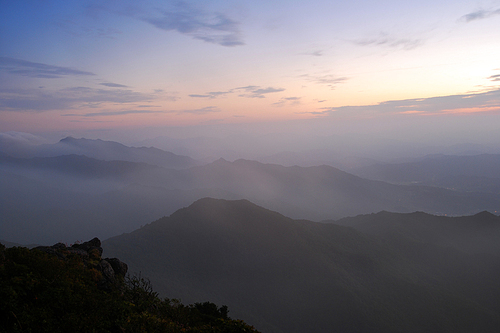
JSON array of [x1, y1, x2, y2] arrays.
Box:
[[0, 242, 259, 333]]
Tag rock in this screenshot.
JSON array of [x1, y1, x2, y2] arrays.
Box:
[[32, 238, 128, 291], [98, 259, 116, 285], [72, 237, 103, 257], [105, 258, 128, 278]]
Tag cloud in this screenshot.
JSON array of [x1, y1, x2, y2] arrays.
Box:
[[180, 106, 220, 114], [489, 74, 500, 82], [253, 87, 285, 95], [190, 86, 285, 99], [0, 57, 95, 78], [300, 73, 348, 89], [0, 131, 47, 145], [63, 109, 164, 117], [235, 86, 285, 98], [141, 2, 244, 47], [0, 86, 154, 112], [299, 50, 323, 56], [354, 33, 422, 50], [136, 104, 161, 108], [461, 8, 500, 22], [62, 87, 153, 105], [99, 82, 129, 88], [55, 18, 123, 39], [315, 88, 500, 118], [273, 96, 301, 107], [189, 91, 231, 98]]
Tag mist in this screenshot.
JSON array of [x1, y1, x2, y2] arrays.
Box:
[[2, 130, 500, 245]]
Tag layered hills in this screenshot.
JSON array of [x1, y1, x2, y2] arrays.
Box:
[[0, 136, 199, 169], [103, 198, 500, 333], [2, 138, 500, 244]]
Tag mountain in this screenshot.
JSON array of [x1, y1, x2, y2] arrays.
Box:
[[3, 154, 500, 244], [0, 153, 159, 179], [1, 136, 199, 169], [103, 198, 500, 333], [331, 210, 500, 255], [182, 158, 500, 220], [352, 154, 500, 194]]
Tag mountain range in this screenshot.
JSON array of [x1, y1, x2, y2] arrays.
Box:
[[0, 136, 199, 169], [3, 136, 500, 332], [2, 137, 500, 244], [103, 198, 500, 333]]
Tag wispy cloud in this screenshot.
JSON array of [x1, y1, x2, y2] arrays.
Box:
[[86, 1, 244, 47], [99, 82, 129, 88], [235, 86, 285, 98], [190, 85, 285, 99], [299, 50, 323, 57], [354, 33, 422, 50], [0, 86, 154, 112], [63, 109, 164, 117], [138, 1, 244, 47], [177, 106, 220, 114], [314, 88, 500, 117], [0, 131, 47, 145], [488, 74, 500, 82], [273, 96, 301, 107], [55, 18, 123, 39], [0, 57, 95, 79], [62, 87, 153, 105], [461, 8, 500, 22], [300, 73, 348, 89], [189, 91, 231, 98]]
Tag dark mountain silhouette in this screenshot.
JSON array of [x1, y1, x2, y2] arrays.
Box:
[[1, 136, 199, 169], [0, 154, 159, 179], [331, 210, 500, 254], [353, 153, 500, 194], [103, 198, 500, 333]]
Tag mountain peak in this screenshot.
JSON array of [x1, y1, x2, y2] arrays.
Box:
[[60, 136, 77, 142], [472, 210, 499, 221]]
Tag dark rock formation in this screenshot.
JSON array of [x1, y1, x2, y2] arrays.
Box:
[[34, 237, 127, 291]]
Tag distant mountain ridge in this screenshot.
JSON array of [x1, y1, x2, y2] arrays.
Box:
[[353, 153, 500, 194], [331, 210, 500, 254], [3, 153, 500, 244], [103, 198, 500, 333], [0, 136, 199, 169], [182, 158, 500, 219]]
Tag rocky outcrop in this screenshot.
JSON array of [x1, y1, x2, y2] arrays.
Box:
[[34, 237, 127, 291]]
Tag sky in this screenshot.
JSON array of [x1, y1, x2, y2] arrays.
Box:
[[1, 0, 500, 147]]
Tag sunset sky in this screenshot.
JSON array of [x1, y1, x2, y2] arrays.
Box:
[[1, 0, 500, 145]]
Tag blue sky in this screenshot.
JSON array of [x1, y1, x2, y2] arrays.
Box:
[[1, 0, 500, 146]]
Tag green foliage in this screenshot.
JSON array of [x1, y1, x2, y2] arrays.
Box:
[[0, 244, 259, 333]]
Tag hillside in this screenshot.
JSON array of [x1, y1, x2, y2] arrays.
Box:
[[0, 238, 259, 333], [331, 210, 500, 254], [103, 198, 500, 333]]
